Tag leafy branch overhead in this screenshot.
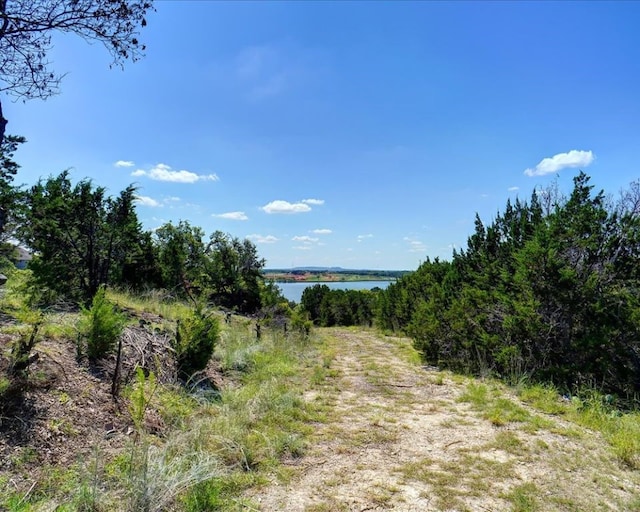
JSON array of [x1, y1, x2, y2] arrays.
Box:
[[0, 0, 154, 144]]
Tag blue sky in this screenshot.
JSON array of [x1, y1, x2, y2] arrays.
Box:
[[5, 1, 640, 269]]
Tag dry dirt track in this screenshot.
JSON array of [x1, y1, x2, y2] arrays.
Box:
[[247, 328, 640, 511]]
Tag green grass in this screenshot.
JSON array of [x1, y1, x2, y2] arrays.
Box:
[[107, 287, 194, 321], [455, 378, 640, 468], [518, 383, 640, 469], [457, 381, 534, 427], [502, 482, 540, 512], [1, 285, 325, 510], [517, 383, 567, 415]]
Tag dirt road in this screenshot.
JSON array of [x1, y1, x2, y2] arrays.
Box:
[[247, 329, 640, 511]]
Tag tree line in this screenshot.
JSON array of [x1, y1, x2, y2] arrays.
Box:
[[2, 167, 272, 314], [300, 284, 378, 327], [377, 173, 640, 398]]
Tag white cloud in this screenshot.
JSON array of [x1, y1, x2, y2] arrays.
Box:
[[301, 198, 324, 205], [293, 245, 312, 251], [261, 200, 312, 214], [246, 234, 278, 244], [312, 228, 332, 235], [404, 237, 427, 253], [132, 163, 219, 183], [292, 235, 319, 243], [508, 186, 519, 192], [524, 150, 594, 177], [357, 234, 373, 241], [115, 160, 135, 168], [134, 195, 161, 207], [214, 211, 248, 221]]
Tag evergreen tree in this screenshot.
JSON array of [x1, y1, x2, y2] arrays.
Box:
[[20, 171, 143, 303]]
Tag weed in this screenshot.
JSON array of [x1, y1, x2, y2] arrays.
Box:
[[457, 381, 490, 407], [78, 286, 125, 360], [127, 439, 222, 512], [0, 376, 9, 396], [128, 367, 158, 437], [72, 449, 104, 512], [11, 447, 37, 467], [485, 398, 531, 426], [502, 482, 540, 512], [155, 385, 200, 428], [431, 374, 445, 385], [517, 383, 566, 415], [107, 288, 192, 321], [608, 415, 640, 469], [492, 430, 525, 455]]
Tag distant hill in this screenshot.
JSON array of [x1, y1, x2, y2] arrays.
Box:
[[263, 268, 410, 281], [264, 267, 409, 273], [265, 266, 344, 272]]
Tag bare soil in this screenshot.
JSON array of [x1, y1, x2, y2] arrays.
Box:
[[0, 319, 223, 499], [247, 328, 640, 511], [0, 333, 132, 493]]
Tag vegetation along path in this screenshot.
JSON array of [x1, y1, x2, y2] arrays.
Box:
[[247, 328, 640, 511]]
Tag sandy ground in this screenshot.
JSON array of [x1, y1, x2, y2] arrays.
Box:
[[247, 329, 640, 511]]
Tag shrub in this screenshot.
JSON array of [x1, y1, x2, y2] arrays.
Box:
[[7, 309, 43, 376], [174, 309, 220, 380], [290, 307, 312, 337], [78, 286, 126, 360]]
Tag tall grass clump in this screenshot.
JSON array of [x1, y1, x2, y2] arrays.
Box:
[[568, 391, 640, 469], [117, 368, 223, 511], [78, 286, 126, 360], [175, 324, 321, 507], [518, 383, 640, 468]]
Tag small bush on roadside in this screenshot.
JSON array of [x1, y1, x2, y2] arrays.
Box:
[[78, 286, 126, 360], [174, 309, 220, 380], [290, 307, 312, 337]]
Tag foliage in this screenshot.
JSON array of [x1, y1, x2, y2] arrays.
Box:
[[174, 309, 220, 380], [0, 0, 154, 146], [290, 306, 313, 336], [0, 134, 25, 244], [153, 225, 266, 314], [205, 231, 265, 314], [154, 221, 207, 298], [378, 173, 640, 398], [19, 171, 145, 304], [78, 286, 126, 360], [8, 311, 42, 376], [17, 171, 267, 314], [300, 284, 377, 327], [128, 366, 158, 436]]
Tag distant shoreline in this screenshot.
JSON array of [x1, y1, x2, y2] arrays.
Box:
[[270, 277, 397, 283], [264, 270, 404, 283]]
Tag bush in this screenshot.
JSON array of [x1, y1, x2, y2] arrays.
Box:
[[290, 307, 312, 337], [78, 286, 126, 360], [174, 309, 220, 380]]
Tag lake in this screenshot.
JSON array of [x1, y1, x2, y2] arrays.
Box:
[[276, 280, 393, 303]]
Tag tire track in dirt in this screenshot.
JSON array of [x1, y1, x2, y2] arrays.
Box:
[[247, 329, 640, 511]]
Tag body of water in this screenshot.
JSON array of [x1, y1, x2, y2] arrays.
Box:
[[276, 280, 393, 303]]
